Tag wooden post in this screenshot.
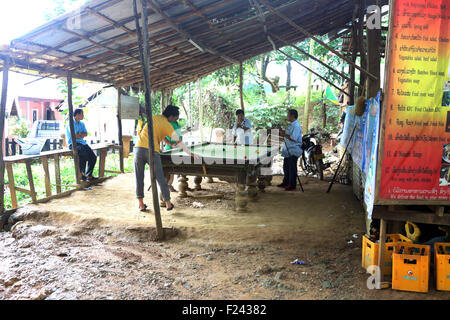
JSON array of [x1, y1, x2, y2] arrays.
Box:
[[0, 57, 9, 215], [117, 87, 124, 173], [198, 78, 203, 141], [366, 0, 381, 98], [99, 149, 107, 178], [67, 74, 81, 185], [134, 0, 164, 240], [349, 22, 357, 106], [357, 0, 367, 97], [188, 82, 192, 128], [6, 163, 17, 209], [42, 157, 52, 197], [239, 61, 244, 111], [377, 218, 387, 286], [160, 89, 165, 113], [54, 154, 62, 194], [25, 161, 37, 203], [303, 38, 314, 133]]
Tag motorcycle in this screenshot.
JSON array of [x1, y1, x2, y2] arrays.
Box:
[[300, 132, 328, 180]]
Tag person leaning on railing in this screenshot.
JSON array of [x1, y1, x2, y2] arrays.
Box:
[[66, 108, 97, 182]]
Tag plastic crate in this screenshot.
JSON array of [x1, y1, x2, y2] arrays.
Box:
[[434, 242, 450, 291], [392, 243, 430, 293], [362, 234, 412, 275]]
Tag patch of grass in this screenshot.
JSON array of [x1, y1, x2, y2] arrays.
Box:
[[3, 152, 135, 210]]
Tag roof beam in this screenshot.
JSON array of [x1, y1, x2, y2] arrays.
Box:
[[0, 53, 108, 83], [257, 0, 378, 81], [145, 0, 238, 65]]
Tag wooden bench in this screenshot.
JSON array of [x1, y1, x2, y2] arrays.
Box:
[[4, 143, 122, 209]]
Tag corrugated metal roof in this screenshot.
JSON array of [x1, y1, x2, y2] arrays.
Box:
[[0, 0, 387, 90]]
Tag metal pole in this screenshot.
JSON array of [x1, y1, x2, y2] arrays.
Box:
[[0, 57, 10, 215], [134, 0, 164, 240], [67, 74, 81, 185]]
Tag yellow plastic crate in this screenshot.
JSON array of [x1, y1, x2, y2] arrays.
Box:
[[362, 234, 412, 275], [392, 243, 430, 293], [434, 242, 450, 291]]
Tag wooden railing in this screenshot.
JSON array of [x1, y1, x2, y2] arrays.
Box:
[[3, 143, 122, 209]]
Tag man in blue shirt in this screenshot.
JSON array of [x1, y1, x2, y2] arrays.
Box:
[[66, 109, 97, 181], [278, 109, 302, 191]]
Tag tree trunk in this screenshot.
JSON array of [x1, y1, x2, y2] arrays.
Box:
[[303, 38, 315, 133], [322, 89, 327, 128], [260, 55, 279, 93], [286, 59, 292, 104]]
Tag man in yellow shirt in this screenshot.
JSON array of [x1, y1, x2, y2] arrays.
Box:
[[135, 105, 196, 211]]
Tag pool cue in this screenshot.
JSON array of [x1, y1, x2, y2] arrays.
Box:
[[282, 135, 304, 192]]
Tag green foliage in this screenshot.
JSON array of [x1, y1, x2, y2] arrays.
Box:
[[202, 89, 238, 129], [8, 116, 30, 138], [245, 103, 289, 131]]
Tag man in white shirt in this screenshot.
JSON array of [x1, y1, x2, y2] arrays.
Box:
[[232, 109, 253, 145]]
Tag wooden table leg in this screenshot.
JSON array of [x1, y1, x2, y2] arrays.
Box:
[[42, 156, 52, 197], [54, 154, 61, 194], [247, 175, 258, 199], [178, 175, 188, 198], [99, 149, 107, 178], [194, 176, 202, 191], [377, 218, 387, 288], [6, 163, 18, 209], [235, 172, 248, 212], [257, 176, 266, 192], [25, 161, 37, 203]]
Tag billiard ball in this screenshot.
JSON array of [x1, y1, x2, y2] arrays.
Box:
[[244, 156, 247, 159], [222, 148, 225, 151], [234, 145, 237, 148], [256, 150, 260, 154]]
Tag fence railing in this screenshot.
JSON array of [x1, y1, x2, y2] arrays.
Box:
[[4, 138, 135, 157]]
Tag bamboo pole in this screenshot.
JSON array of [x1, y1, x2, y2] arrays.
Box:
[[134, 0, 164, 240], [198, 78, 203, 141], [303, 38, 314, 133], [276, 49, 350, 98], [269, 33, 361, 89], [0, 57, 10, 215], [258, 0, 378, 81], [117, 87, 124, 173], [239, 61, 244, 111], [67, 74, 81, 185]]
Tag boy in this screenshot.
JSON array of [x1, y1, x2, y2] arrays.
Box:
[[66, 109, 97, 182]]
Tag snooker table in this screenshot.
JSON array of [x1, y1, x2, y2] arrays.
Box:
[[159, 142, 279, 212]]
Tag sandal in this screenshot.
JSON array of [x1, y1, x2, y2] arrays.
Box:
[[167, 203, 175, 211], [139, 204, 149, 212]]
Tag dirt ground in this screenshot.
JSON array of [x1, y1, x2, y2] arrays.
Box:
[[1, 171, 450, 300]]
